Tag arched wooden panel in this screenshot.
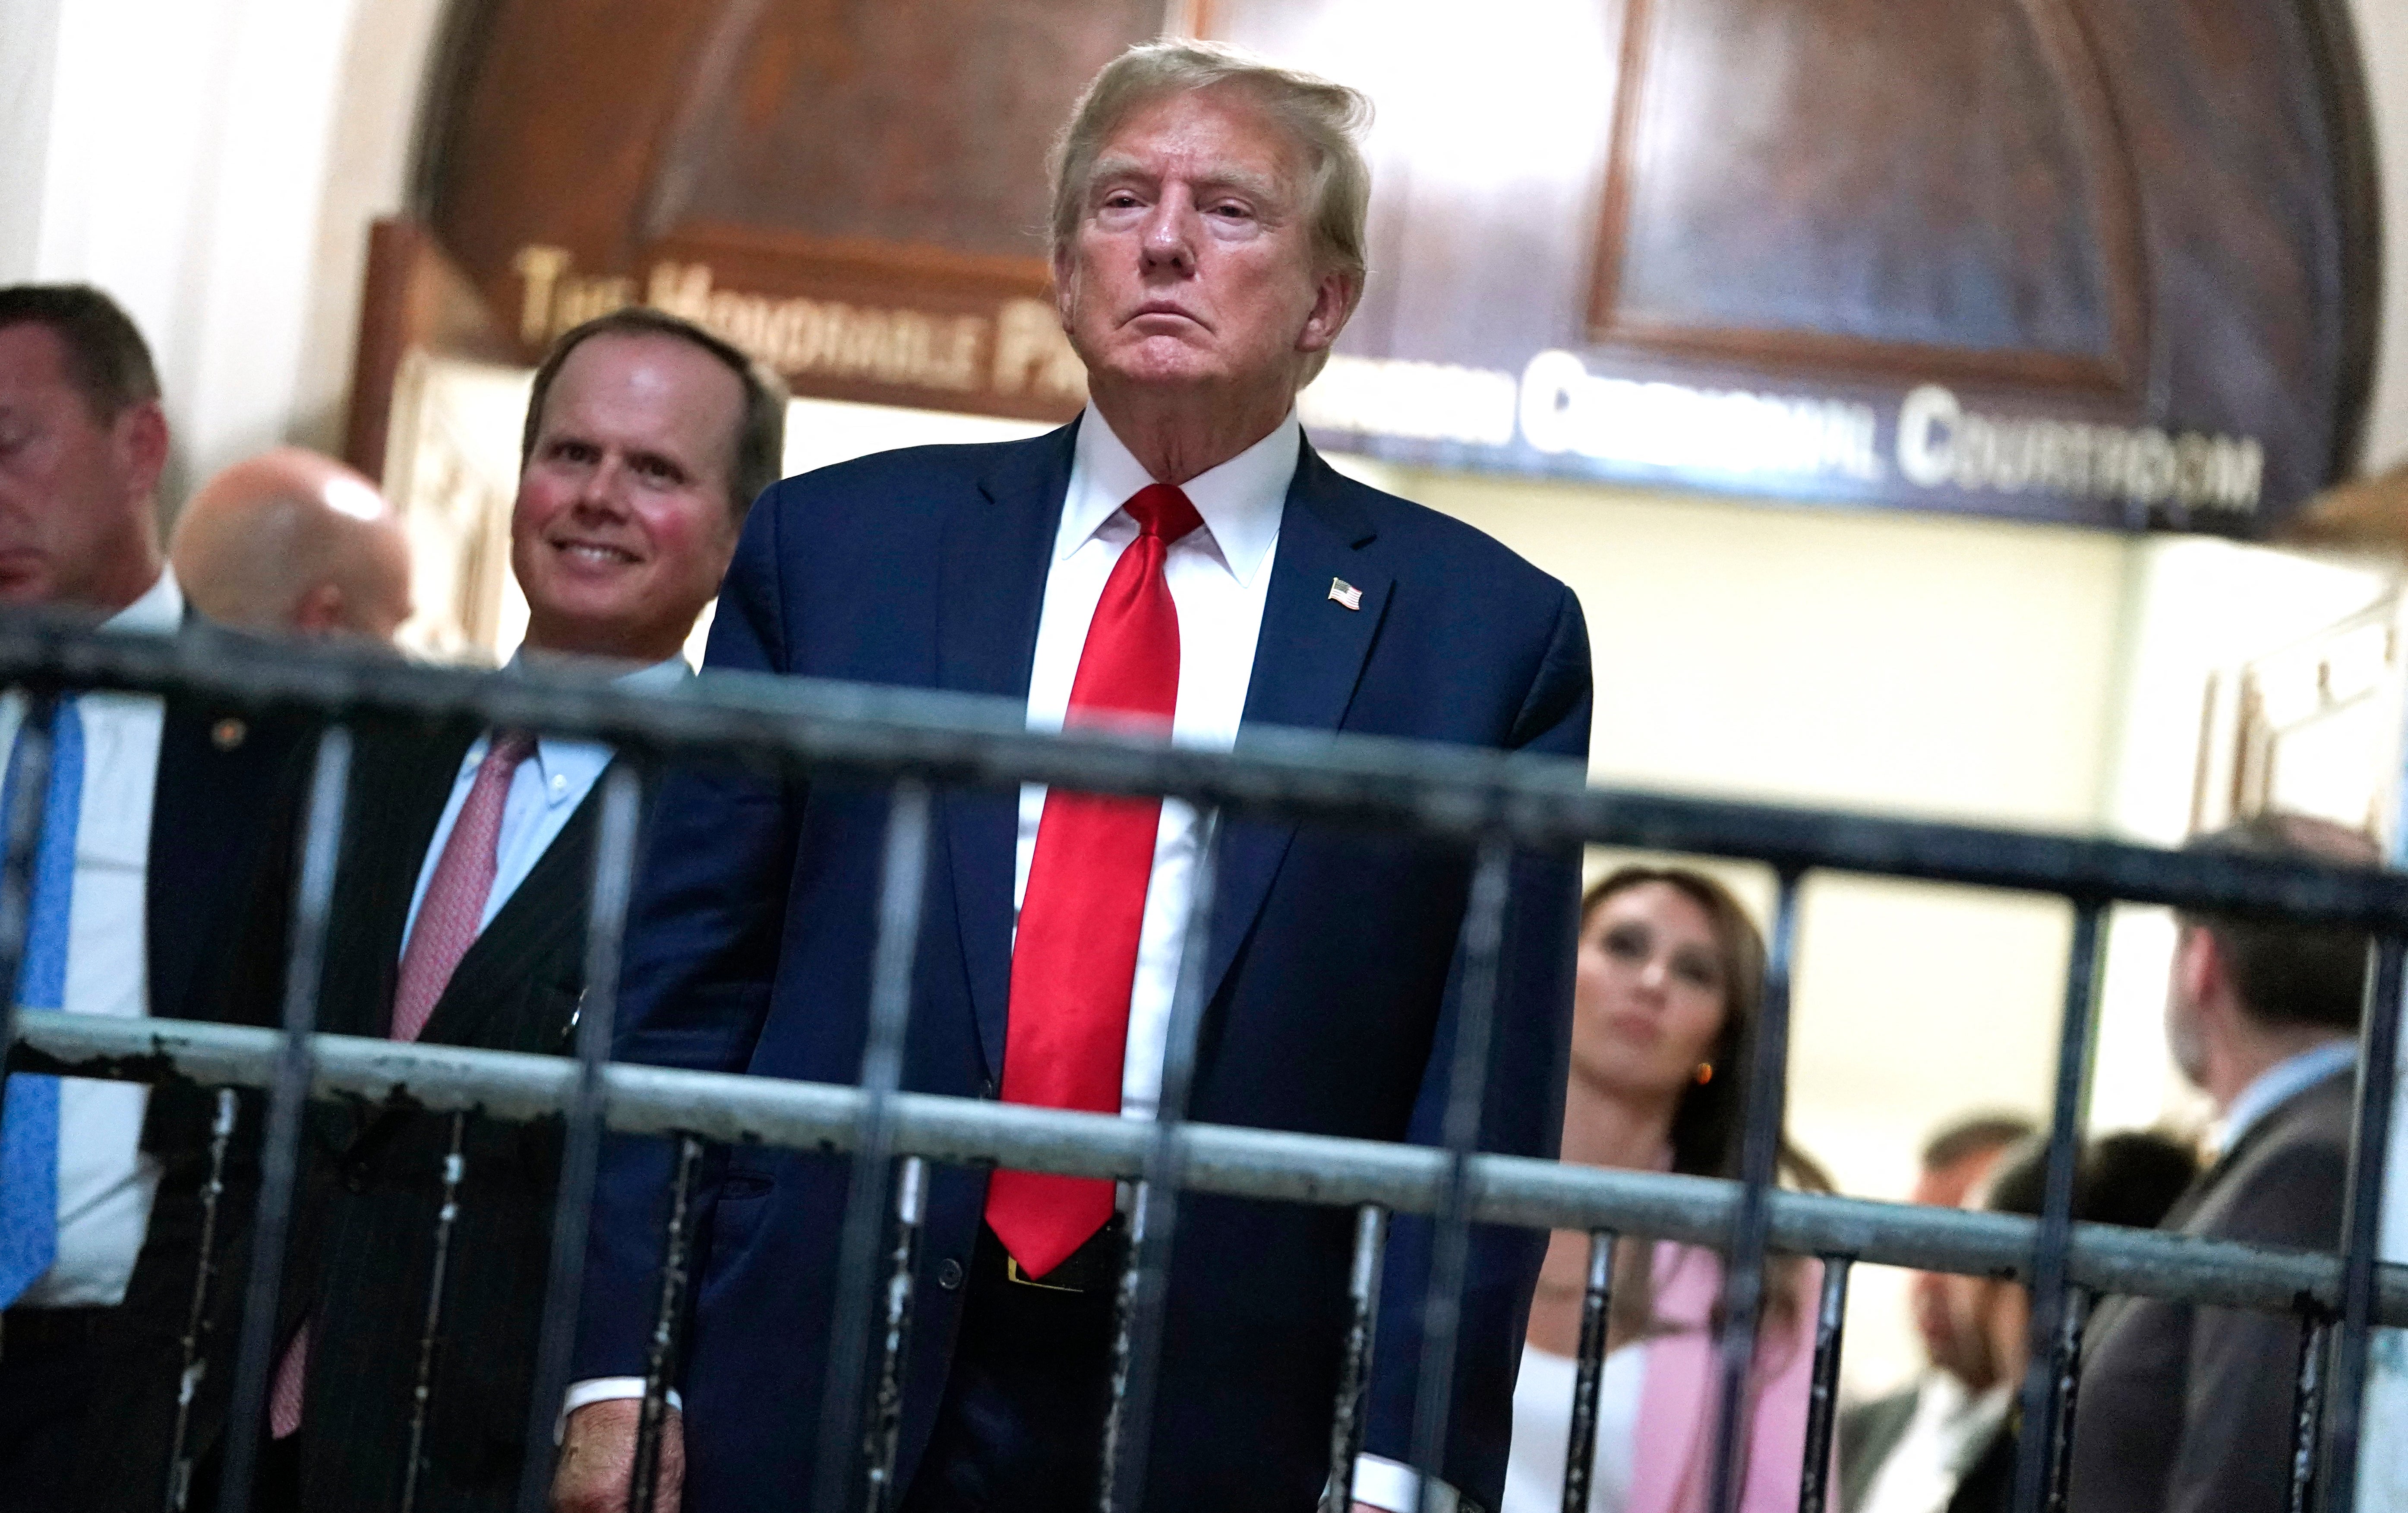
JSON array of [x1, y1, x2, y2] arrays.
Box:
[[393, 0, 2376, 534], [1594, 0, 2149, 395]]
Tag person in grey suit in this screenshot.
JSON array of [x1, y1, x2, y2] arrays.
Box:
[[2067, 811, 2380, 1513], [1840, 1113, 2035, 1513]]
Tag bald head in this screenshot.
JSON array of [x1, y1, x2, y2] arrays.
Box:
[[172, 448, 411, 641]]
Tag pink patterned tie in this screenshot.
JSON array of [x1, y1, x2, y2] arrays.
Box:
[[268, 731, 537, 1438]]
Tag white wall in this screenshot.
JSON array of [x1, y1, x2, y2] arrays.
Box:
[[1370, 469, 2131, 1393], [0, 0, 442, 505]]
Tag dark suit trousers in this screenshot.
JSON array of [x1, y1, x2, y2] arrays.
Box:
[[899, 1226, 1119, 1513], [0, 1306, 106, 1513]]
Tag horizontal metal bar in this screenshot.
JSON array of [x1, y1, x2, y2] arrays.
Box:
[[16, 1009, 2405, 1323], [4, 617, 2406, 925]]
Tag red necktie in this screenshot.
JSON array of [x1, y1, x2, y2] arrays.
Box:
[[268, 731, 536, 1438], [985, 483, 1203, 1278]]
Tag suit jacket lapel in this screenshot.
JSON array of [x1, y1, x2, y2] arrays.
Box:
[[938, 420, 1078, 1083], [317, 723, 475, 1042], [1200, 441, 1391, 1006], [416, 782, 602, 1052]]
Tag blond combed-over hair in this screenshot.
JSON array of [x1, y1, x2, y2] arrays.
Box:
[[1048, 39, 1374, 299]]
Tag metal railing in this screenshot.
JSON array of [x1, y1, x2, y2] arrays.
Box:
[[3, 616, 2405, 1513]]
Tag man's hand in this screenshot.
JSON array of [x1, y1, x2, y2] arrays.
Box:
[[552, 1399, 684, 1513]]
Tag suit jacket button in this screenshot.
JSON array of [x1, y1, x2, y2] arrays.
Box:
[[936, 1258, 964, 1292]]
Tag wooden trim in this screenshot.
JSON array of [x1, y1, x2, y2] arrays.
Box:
[[1591, 318, 2134, 399], [340, 217, 510, 478], [654, 220, 1056, 295], [1584, 0, 1660, 349], [1587, 0, 2149, 405], [2300, 0, 2383, 482]]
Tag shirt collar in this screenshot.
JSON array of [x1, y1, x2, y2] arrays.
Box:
[[2217, 1039, 2358, 1155], [103, 565, 183, 635], [499, 651, 691, 793], [1061, 405, 1297, 587]]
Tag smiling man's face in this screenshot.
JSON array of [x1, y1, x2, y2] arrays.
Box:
[[510, 331, 744, 664], [1055, 84, 1351, 407]]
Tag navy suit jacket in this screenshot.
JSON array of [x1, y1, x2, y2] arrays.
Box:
[[572, 420, 1593, 1512]]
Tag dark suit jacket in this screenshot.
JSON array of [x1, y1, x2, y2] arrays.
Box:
[[85, 717, 609, 1513], [568, 421, 1593, 1513], [2067, 1068, 2353, 1513], [10, 637, 312, 1510]]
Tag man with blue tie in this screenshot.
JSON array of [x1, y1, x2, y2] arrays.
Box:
[[83, 306, 787, 1513], [555, 39, 1592, 1513], [0, 285, 305, 1513]]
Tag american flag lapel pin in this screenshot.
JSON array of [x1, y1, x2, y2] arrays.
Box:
[[1328, 577, 1363, 611]]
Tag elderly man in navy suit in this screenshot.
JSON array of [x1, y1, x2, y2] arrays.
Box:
[[556, 39, 1593, 1513]]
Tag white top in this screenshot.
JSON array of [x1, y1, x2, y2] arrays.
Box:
[[1858, 1373, 2012, 1513], [2214, 1039, 2357, 1157], [1012, 404, 1290, 1118], [402, 654, 690, 955], [11, 567, 180, 1308], [1500, 1344, 1647, 1513]]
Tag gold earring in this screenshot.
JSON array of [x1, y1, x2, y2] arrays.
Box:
[[1694, 1061, 1714, 1086]]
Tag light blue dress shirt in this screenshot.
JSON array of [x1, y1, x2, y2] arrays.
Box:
[[2216, 1039, 2359, 1156], [400, 655, 688, 958]]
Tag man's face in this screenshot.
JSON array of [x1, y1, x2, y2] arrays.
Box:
[[1055, 86, 1354, 405], [510, 332, 745, 662], [2165, 925, 2212, 1090], [1909, 1147, 2011, 1388], [0, 323, 165, 611]]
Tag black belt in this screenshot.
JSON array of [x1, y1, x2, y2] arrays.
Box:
[[0, 1304, 114, 1357], [997, 1216, 1128, 1294]]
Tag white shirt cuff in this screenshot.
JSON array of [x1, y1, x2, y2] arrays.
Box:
[[558, 1377, 683, 1444], [1351, 1453, 1464, 1513]]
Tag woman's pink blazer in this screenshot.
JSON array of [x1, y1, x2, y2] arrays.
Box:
[[1627, 1241, 1822, 1513]]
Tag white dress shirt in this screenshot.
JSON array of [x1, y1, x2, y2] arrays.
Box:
[[401, 654, 689, 957], [1013, 404, 1290, 1118], [1499, 1343, 1646, 1513], [11, 567, 180, 1309], [1857, 1373, 2012, 1513]]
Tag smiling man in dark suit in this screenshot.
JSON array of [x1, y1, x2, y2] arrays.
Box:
[[555, 39, 1592, 1513], [83, 306, 785, 1513], [2069, 812, 2381, 1513], [0, 285, 306, 1513], [248, 308, 782, 1513]]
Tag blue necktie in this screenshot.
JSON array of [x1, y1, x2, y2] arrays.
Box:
[[0, 698, 85, 1308]]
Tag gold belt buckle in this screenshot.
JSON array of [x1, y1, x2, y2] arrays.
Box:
[[1004, 1254, 1086, 1292]]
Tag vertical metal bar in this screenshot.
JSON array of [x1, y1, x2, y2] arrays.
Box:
[[1559, 1229, 1619, 1513], [810, 781, 934, 1513], [517, 761, 646, 1513], [1099, 812, 1223, 1513], [2010, 900, 2106, 1513], [865, 1155, 929, 1513], [1408, 837, 1516, 1513], [0, 693, 57, 1134], [1703, 868, 1802, 1513], [399, 1112, 470, 1513], [629, 1132, 707, 1513], [1325, 1204, 1391, 1510], [216, 727, 352, 1512], [2318, 934, 2403, 1513], [162, 1087, 239, 1513], [2290, 1312, 2333, 1513], [1796, 1256, 1853, 1513], [2040, 1287, 2093, 1513]]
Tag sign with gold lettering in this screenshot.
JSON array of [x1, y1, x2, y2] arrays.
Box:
[[380, 0, 2373, 536]]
